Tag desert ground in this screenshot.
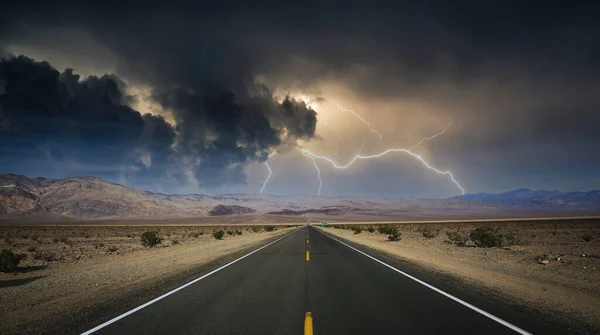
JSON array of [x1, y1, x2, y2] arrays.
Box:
[[0, 224, 298, 335], [318, 218, 600, 333], [1, 217, 599, 334]]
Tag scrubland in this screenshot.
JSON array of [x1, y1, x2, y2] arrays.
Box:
[[320, 219, 600, 332], [0, 224, 296, 334]]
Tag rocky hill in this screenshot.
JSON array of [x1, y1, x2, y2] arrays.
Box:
[[454, 188, 600, 210], [1, 174, 599, 220]]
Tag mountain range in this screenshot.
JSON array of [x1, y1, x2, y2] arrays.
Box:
[[1, 174, 599, 220]]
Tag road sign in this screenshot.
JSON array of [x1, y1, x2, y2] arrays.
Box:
[[321, 222, 328, 227]]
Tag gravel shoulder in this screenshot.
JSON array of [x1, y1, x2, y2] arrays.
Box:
[[317, 221, 600, 333], [0, 225, 296, 334]]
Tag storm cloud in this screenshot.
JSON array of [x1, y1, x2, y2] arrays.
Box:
[[0, 1, 599, 196]]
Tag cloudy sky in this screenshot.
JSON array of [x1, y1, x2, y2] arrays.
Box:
[[1, 1, 599, 198]]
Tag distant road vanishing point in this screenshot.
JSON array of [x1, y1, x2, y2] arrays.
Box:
[[80, 226, 563, 335]]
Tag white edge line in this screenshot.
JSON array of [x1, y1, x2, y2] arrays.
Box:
[[80, 229, 298, 335], [314, 227, 533, 335]]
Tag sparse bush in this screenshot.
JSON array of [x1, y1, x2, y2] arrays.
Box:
[[582, 234, 593, 242], [171, 239, 179, 245], [27, 246, 37, 252], [53, 237, 59, 243], [388, 231, 402, 242], [377, 224, 398, 235], [264, 225, 276, 232], [352, 227, 362, 234], [236, 230, 243, 235], [31, 234, 39, 241], [446, 230, 469, 245], [420, 226, 440, 239], [4, 237, 12, 245], [192, 232, 200, 238], [251, 226, 261, 233], [0, 249, 26, 272], [367, 227, 375, 233], [226, 230, 234, 236], [213, 230, 225, 240], [470, 226, 504, 248], [107, 245, 119, 252], [141, 231, 162, 247]]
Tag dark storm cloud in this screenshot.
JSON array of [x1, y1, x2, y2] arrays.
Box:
[[0, 56, 175, 180], [0, 53, 317, 190], [155, 86, 315, 186], [1, 1, 599, 194]]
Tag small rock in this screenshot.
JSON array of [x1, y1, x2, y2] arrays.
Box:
[[539, 260, 550, 265], [581, 254, 586, 257], [555, 257, 561, 261]]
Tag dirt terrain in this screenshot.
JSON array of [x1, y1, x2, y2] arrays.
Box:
[[319, 218, 600, 333], [0, 224, 297, 334]]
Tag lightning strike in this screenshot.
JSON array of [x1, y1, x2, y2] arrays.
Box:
[[300, 147, 466, 195], [410, 122, 452, 150], [302, 152, 323, 195], [259, 152, 276, 194], [336, 103, 383, 142]]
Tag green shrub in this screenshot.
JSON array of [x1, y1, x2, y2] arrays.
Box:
[[226, 230, 234, 236], [388, 231, 402, 241], [141, 231, 162, 247], [236, 230, 243, 235], [213, 230, 225, 240], [264, 225, 276, 232], [352, 227, 362, 234], [470, 226, 504, 248], [251, 226, 262, 233], [367, 227, 375, 233], [377, 224, 398, 235], [420, 226, 440, 239], [446, 230, 469, 245], [0, 249, 26, 272]]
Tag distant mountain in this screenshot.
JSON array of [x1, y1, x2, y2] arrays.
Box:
[[1, 174, 599, 220], [454, 189, 600, 210]]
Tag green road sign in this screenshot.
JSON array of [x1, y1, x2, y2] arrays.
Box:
[[321, 222, 328, 226]]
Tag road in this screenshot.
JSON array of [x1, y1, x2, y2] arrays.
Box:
[[83, 226, 562, 334]]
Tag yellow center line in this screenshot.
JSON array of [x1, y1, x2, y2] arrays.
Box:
[[306, 250, 310, 261], [304, 312, 313, 335]]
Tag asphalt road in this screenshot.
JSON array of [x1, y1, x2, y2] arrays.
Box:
[[85, 226, 563, 335]]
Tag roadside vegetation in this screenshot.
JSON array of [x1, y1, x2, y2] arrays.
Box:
[[0, 249, 26, 272], [141, 231, 162, 247], [213, 230, 225, 240], [323, 223, 526, 248]]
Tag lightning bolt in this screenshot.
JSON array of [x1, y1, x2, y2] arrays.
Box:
[[410, 122, 452, 150], [336, 103, 383, 142], [300, 147, 465, 195], [302, 152, 323, 195], [259, 152, 276, 194]]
